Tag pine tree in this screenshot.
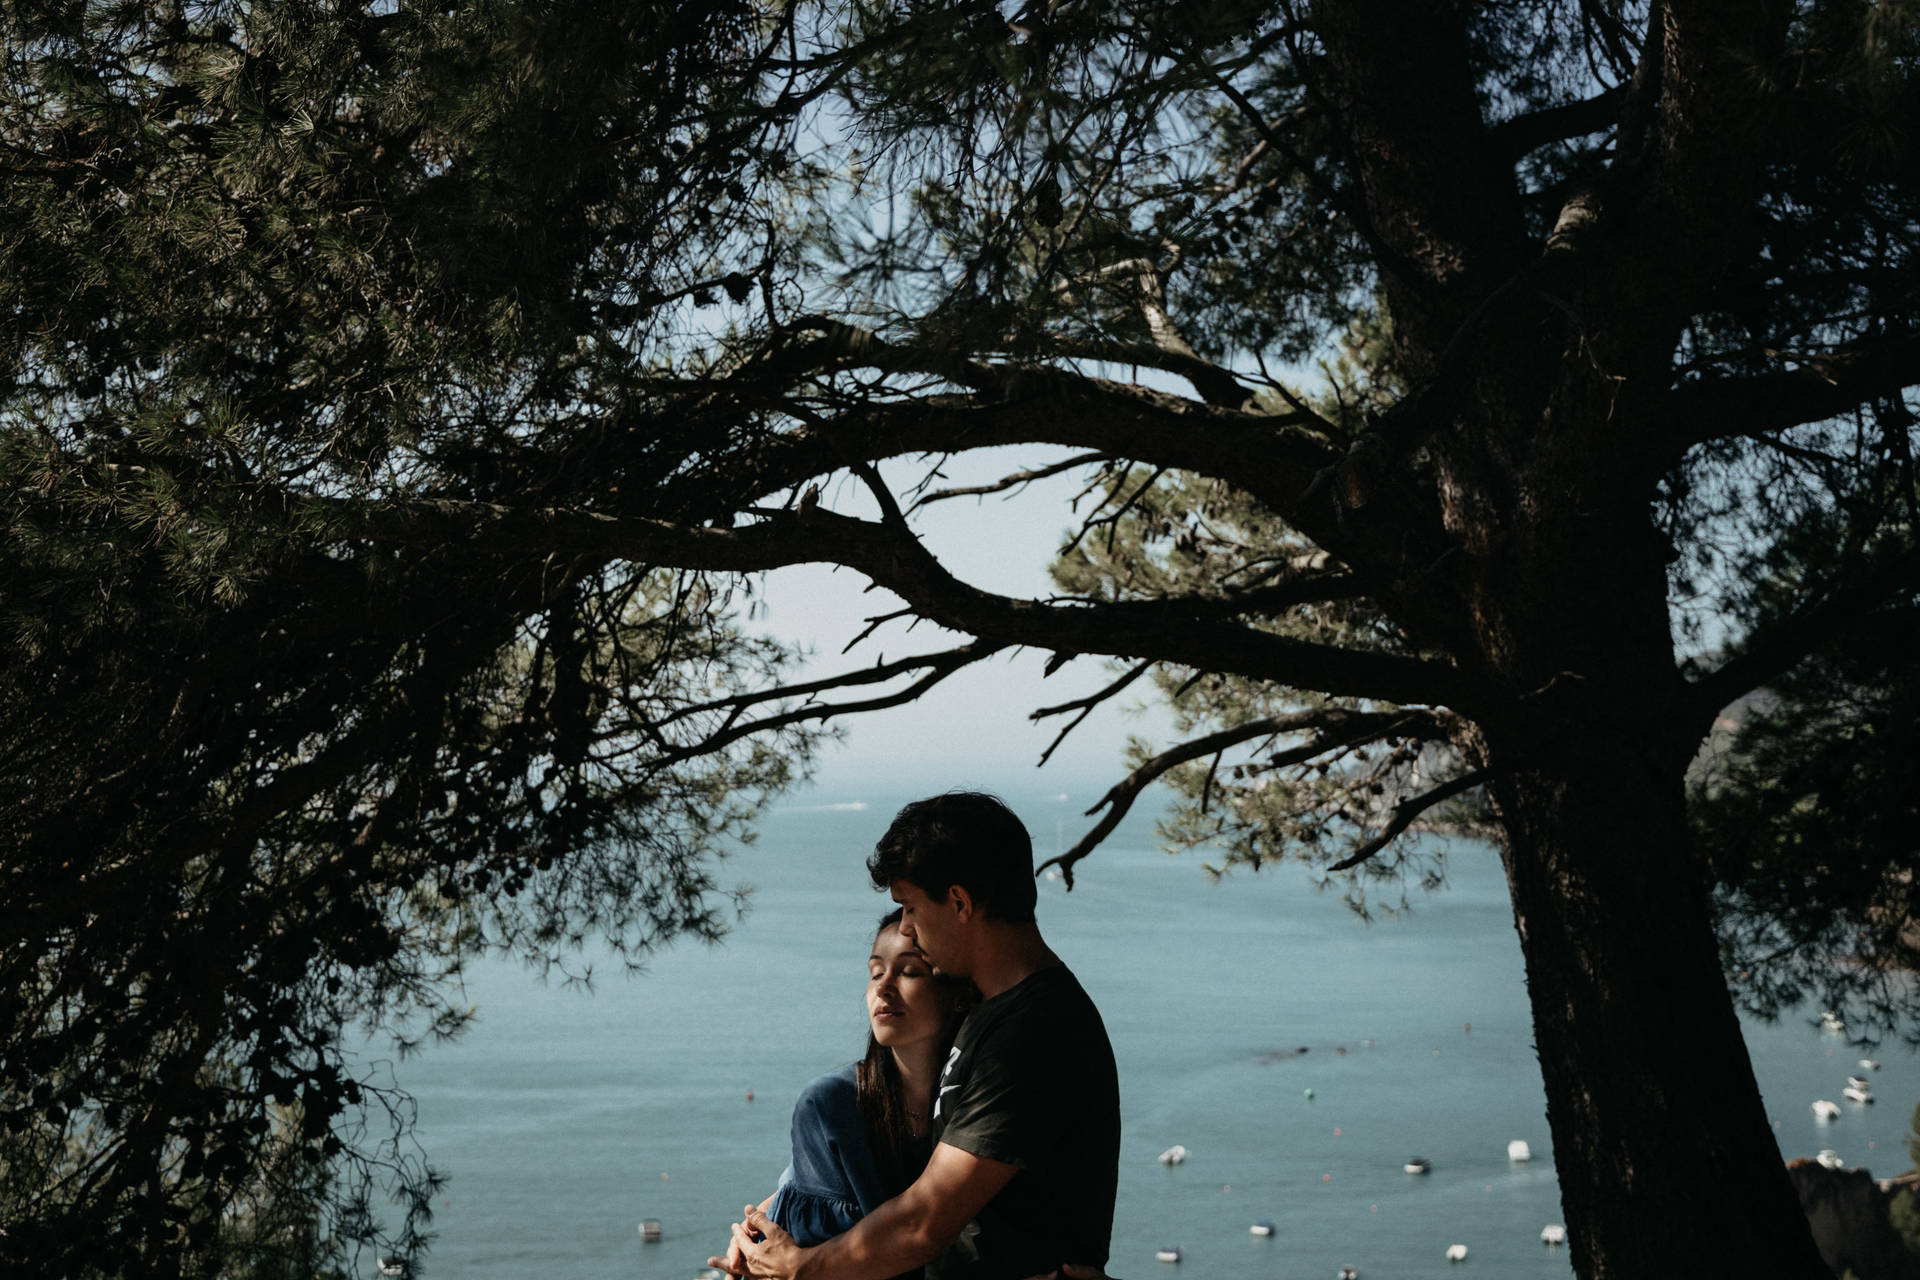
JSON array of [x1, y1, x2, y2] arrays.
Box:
[[8, 1, 1920, 1275], [2, 2, 822, 1271]]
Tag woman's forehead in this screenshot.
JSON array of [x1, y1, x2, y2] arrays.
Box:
[[871, 924, 926, 961]]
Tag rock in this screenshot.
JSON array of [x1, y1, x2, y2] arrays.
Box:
[[1786, 1159, 1920, 1280]]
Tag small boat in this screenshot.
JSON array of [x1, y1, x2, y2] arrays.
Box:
[[1157, 1145, 1188, 1166], [1817, 1149, 1845, 1169], [1249, 1220, 1275, 1237], [1446, 1244, 1469, 1262], [1820, 1011, 1846, 1033], [1155, 1247, 1182, 1264], [1844, 1085, 1875, 1104], [377, 1262, 410, 1280], [1338, 1267, 1360, 1280], [1507, 1139, 1532, 1162], [1812, 1099, 1841, 1121], [1541, 1224, 1567, 1246], [1404, 1157, 1432, 1175], [1860, 1058, 1881, 1071], [1848, 1075, 1872, 1090], [640, 1219, 663, 1242]]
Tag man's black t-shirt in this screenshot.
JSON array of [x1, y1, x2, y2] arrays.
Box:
[[927, 964, 1120, 1280]]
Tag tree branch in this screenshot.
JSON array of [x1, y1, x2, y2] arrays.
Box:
[[912, 452, 1110, 509], [342, 500, 1476, 710], [647, 641, 1003, 730], [1324, 767, 1492, 871], [1036, 707, 1449, 885], [1597, 0, 1786, 343], [1030, 660, 1154, 767], [1489, 86, 1626, 160], [637, 642, 1007, 768], [1687, 555, 1920, 730], [692, 377, 1459, 644], [1660, 332, 1920, 451]]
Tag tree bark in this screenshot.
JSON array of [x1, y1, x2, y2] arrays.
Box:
[[1487, 732, 1832, 1276], [1299, 0, 1826, 1263], [1449, 447, 1834, 1273]]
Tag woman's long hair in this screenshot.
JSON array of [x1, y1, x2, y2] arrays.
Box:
[[855, 909, 977, 1196]]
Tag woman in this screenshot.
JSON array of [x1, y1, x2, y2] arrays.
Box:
[[716, 910, 975, 1267]]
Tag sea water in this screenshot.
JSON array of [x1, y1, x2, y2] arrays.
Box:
[[357, 784, 1918, 1278]]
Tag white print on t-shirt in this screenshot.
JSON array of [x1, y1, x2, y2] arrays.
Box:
[[933, 1045, 962, 1121]]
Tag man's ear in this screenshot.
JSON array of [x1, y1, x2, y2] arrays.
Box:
[[947, 884, 975, 922]]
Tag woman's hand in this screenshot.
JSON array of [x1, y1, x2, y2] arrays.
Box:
[[706, 1192, 779, 1276], [707, 1205, 803, 1280], [706, 1233, 749, 1277]]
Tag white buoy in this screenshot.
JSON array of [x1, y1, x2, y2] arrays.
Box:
[[1157, 1144, 1189, 1166], [1250, 1220, 1275, 1237], [1812, 1099, 1842, 1121], [1446, 1244, 1469, 1262], [1506, 1139, 1532, 1163], [1155, 1247, 1182, 1263], [1541, 1224, 1567, 1246]]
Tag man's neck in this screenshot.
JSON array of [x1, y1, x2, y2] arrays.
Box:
[[966, 922, 1061, 1000]]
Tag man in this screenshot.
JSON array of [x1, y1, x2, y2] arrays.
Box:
[[712, 791, 1121, 1280]]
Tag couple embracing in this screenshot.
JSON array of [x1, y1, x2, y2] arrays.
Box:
[[709, 792, 1121, 1280]]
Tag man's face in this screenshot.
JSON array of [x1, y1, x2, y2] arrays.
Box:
[[890, 879, 967, 977]]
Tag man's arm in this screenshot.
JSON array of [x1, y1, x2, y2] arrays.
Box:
[[728, 1141, 1016, 1280]]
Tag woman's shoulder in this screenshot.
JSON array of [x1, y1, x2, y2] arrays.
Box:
[[793, 1063, 861, 1121]]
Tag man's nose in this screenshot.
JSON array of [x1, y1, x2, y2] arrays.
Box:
[[899, 919, 917, 939]]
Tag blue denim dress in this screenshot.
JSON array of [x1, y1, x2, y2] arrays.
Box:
[[766, 1065, 888, 1246]]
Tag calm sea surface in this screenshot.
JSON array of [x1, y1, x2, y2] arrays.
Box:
[[356, 784, 1917, 1279]]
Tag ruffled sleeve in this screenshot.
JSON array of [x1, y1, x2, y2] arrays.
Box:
[[765, 1064, 887, 1247]]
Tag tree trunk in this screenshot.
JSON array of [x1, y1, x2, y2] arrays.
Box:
[[1419, 361, 1836, 1272], [1452, 462, 1834, 1275], [1305, 2, 1819, 1266], [1488, 740, 1832, 1276]]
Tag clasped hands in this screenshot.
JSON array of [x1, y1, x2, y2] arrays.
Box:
[[706, 1208, 1109, 1280], [706, 1205, 796, 1280]]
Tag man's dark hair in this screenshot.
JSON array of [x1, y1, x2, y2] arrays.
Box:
[[867, 791, 1037, 923]]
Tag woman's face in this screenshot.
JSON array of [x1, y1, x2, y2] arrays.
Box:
[[867, 924, 945, 1051]]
